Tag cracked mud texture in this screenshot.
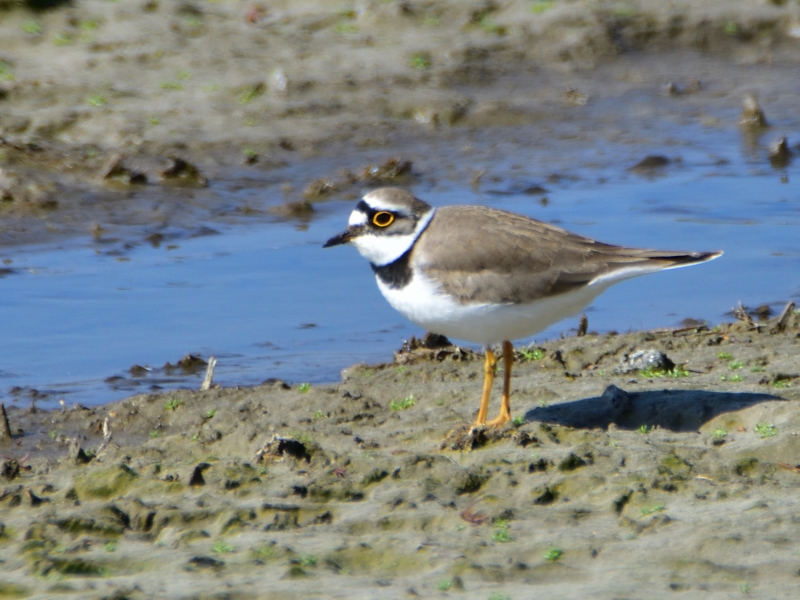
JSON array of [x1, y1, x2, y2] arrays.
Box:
[[2, 313, 800, 598]]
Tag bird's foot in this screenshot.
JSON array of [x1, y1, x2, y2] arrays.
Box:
[[484, 412, 511, 428]]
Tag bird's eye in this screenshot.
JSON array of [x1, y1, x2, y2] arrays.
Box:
[[372, 211, 394, 227]]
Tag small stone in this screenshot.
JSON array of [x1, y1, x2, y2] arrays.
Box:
[[159, 157, 208, 187], [563, 89, 588, 106], [100, 153, 147, 185], [769, 136, 792, 167], [186, 556, 224, 570], [630, 155, 669, 173], [600, 385, 633, 420], [189, 462, 211, 486], [613, 349, 674, 375]]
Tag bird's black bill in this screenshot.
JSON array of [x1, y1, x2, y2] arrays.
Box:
[[323, 230, 353, 248]]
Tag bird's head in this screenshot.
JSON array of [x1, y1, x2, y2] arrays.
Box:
[[323, 187, 434, 266]]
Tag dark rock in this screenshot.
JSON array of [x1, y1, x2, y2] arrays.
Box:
[[559, 453, 587, 472], [68, 439, 94, 464], [159, 157, 208, 187], [100, 153, 147, 185], [631, 155, 670, 172], [189, 462, 211, 486], [254, 435, 312, 463], [600, 384, 634, 421], [769, 136, 792, 167], [1, 459, 20, 480], [186, 556, 224, 569]]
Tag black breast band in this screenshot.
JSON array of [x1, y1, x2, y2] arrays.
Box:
[[371, 249, 413, 289]]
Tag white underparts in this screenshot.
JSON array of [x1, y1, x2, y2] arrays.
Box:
[[377, 256, 713, 346], [376, 268, 614, 347]]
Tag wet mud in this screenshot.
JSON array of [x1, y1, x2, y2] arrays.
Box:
[[2, 311, 800, 598], [2, 0, 800, 247]]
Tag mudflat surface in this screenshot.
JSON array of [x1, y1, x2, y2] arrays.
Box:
[[2, 315, 800, 599], [2, 1, 800, 598], [2, 0, 800, 248]]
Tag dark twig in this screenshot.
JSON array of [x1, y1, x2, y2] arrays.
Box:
[[771, 302, 795, 334], [0, 404, 12, 444], [577, 314, 588, 337], [778, 462, 800, 474]]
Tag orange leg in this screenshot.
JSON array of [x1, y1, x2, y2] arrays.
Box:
[[473, 347, 496, 425], [486, 341, 513, 427]]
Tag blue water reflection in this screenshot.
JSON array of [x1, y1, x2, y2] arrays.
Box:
[[1, 150, 797, 408]]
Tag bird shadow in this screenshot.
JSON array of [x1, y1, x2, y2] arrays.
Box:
[[523, 385, 785, 433]]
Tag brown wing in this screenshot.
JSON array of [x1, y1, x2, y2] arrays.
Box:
[[414, 205, 720, 304]]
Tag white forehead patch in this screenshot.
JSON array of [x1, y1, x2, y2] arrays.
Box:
[[362, 192, 408, 214], [348, 210, 367, 227], [364, 200, 404, 213]]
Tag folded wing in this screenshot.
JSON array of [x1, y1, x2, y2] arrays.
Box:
[[416, 205, 721, 305]]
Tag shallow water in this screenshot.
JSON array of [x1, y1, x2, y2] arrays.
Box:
[[1, 129, 798, 409]]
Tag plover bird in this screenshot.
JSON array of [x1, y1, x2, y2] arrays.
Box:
[[324, 188, 721, 427]]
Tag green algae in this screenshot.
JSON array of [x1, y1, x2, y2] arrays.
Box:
[[326, 545, 428, 577], [455, 470, 489, 494], [559, 453, 588, 471], [34, 557, 108, 578], [361, 469, 389, 486], [51, 516, 124, 537], [733, 457, 759, 477], [0, 582, 29, 599], [74, 464, 138, 499]]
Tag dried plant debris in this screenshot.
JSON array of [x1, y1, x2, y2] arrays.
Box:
[[770, 302, 795, 334], [563, 88, 589, 105], [401, 332, 453, 351], [769, 136, 792, 167], [254, 435, 313, 464], [303, 158, 414, 200], [163, 353, 208, 374], [100, 153, 147, 186], [739, 94, 767, 128], [357, 158, 413, 183], [729, 302, 779, 326], [302, 178, 342, 200], [395, 333, 475, 364], [159, 157, 208, 187], [268, 200, 315, 220]]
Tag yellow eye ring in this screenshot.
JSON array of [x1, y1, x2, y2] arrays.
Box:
[[372, 211, 394, 227]]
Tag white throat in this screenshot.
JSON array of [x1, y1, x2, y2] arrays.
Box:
[[351, 208, 435, 267]]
